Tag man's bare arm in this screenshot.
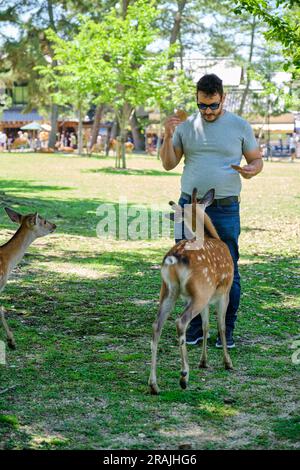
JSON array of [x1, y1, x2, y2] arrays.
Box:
[[232, 148, 263, 179], [160, 116, 184, 171]]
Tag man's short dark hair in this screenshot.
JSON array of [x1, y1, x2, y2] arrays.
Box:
[[196, 74, 223, 97]]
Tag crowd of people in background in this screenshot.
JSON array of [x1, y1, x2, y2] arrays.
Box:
[[59, 131, 77, 149], [0, 128, 299, 160], [259, 133, 299, 162], [146, 133, 158, 155], [0, 129, 79, 152]]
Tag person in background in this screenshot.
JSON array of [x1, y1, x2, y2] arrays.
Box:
[[0, 131, 7, 151], [289, 134, 296, 162], [70, 132, 77, 149], [7, 135, 13, 152]]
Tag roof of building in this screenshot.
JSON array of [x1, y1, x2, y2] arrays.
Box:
[[249, 113, 295, 124], [0, 107, 44, 122]]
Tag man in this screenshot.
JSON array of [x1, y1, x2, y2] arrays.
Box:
[[160, 73, 263, 348]]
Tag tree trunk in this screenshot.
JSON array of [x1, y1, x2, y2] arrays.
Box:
[[168, 0, 188, 70], [120, 110, 127, 169], [47, 0, 56, 32], [90, 104, 105, 150], [78, 105, 83, 155], [110, 118, 119, 159], [157, 108, 163, 159], [129, 111, 144, 151], [47, 0, 59, 149], [116, 104, 131, 169], [114, 111, 122, 168], [105, 125, 112, 157], [122, 0, 130, 18], [238, 16, 256, 116], [110, 118, 119, 139], [179, 26, 184, 70], [48, 102, 58, 148]]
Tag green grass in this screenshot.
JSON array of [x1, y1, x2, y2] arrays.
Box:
[[0, 152, 299, 450]]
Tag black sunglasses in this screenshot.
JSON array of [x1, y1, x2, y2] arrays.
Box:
[[197, 102, 221, 111]]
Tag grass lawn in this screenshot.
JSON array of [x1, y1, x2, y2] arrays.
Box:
[[0, 152, 299, 450]]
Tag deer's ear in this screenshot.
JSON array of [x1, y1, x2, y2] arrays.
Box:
[[164, 212, 175, 221], [4, 207, 23, 224], [169, 201, 184, 212], [192, 188, 198, 204], [198, 189, 215, 208], [28, 212, 39, 226], [167, 202, 184, 223], [169, 201, 177, 209]]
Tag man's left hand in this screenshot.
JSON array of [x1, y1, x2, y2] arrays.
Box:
[[231, 162, 261, 179]]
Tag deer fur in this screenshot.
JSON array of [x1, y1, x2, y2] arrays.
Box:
[[149, 188, 234, 395], [0, 208, 56, 349]]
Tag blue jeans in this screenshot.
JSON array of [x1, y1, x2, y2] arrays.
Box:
[[175, 194, 241, 332]]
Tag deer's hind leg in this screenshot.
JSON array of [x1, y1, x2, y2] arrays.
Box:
[[0, 307, 16, 350], [149, 281, 178, 395], [176, 294, 211, 390]]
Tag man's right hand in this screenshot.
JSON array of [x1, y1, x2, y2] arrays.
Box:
[[164, 115, 182, 138]]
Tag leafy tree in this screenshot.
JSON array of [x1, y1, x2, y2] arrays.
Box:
[[45, 0, 172, 168], [205, 7, 269, 116], [0, 0, 79, 146], [0, 0, 120, 146], [37, 44, 93, 155], [233, 0, 300, 70]]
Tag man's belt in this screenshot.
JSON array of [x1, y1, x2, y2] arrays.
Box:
[[211, 196, 240, 206], [181, 192, 240, 206]]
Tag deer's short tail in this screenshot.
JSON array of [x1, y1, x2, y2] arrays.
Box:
[[163, 254, 189, 266]]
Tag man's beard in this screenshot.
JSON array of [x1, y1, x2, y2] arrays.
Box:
[[202, 112, 221, 122], [201, 107, 223, 122]]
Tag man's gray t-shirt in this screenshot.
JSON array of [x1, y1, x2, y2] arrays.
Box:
[[172, 110, 258, 199]]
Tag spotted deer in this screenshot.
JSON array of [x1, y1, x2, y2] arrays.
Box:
[[0, 207, 56, 349], [149, 188, 234, 395]]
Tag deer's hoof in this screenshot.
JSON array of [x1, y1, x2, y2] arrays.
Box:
[[7, 339, 16, 350], [149, 384, 159, 395], [179, 378, 187, 389], [199, 361, 208, 369], [179, 372, 188, 389], [225, 362, 233, 370]]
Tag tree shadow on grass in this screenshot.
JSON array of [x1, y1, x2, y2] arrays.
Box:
[[0, 179, 73, 194], [0, 183, 174, 239], [0, 195, 102, 238], [242, 226, 272, 233], [1, 248, 299, 449], [84, 167, 181, 177]]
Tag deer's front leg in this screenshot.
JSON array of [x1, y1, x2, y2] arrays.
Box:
[[0, 307, 16, 350], [149, 283, 177, 395]]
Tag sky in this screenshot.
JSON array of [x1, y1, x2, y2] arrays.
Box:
[[0, 8, 292, 92]]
